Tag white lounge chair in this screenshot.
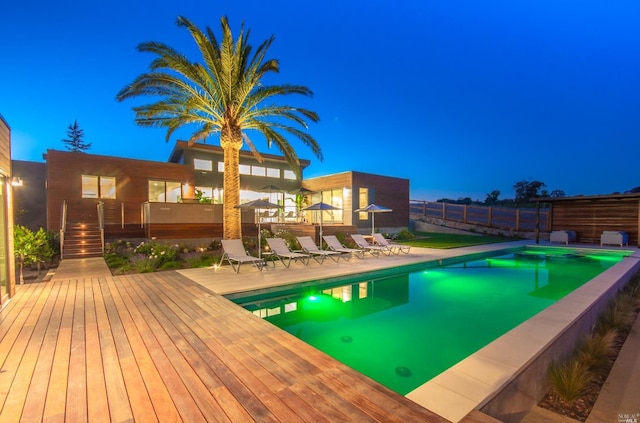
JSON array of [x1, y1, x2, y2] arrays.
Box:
[[220, 239, 265, 273], [266, 238, 310, 268], [350, 234, 391, 257], [297, 236, 343, 263], [372, 233, 411, 254], [323, 235, 365, 259]]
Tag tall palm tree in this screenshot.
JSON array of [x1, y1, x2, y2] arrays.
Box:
[[116, 16, 322, 239]]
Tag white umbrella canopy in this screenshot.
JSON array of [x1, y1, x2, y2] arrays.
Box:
[[302, 202, 340, 246], [235, 199, 281, 258], [354, 203, 393, 236]]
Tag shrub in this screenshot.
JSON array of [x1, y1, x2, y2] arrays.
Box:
[[130, 254, 157, 273], [548, 360, 592, 402], [575, 329, 618, 373], [397, 229, 415, 240], [134, 241, 179, 267]]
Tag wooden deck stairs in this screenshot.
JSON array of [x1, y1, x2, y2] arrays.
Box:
[[62, 222, 103, 259]]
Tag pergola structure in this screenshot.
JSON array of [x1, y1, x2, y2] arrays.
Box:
[[533, 192, 640, 246]]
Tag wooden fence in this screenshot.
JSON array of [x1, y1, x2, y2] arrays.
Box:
[[410, 200, 550, 232]]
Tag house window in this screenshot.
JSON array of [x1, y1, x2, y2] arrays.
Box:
[[251, 166, 266, 177], [194, 158, 213, 171], [218, 162, 225, 172], [239, 164, 251, 175], [266, 167, 280, 178], [359, 188, 369, 220], [283, 170, 296, 180], [82, 175, 116, 199], [148, 180, 182, 203]]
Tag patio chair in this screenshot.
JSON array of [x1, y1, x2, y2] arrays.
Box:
[[600, 231, 629, 247], [550, 230, 576, 245], [372, 233, 411, 254], [266, 238, 310, 268], [297, 236, 343, 263], [350, 234, 391, 257], [323, 235, 365, 259], [220, 239, 266, 273]]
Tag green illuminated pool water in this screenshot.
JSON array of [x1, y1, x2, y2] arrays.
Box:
[[233, 246, 630, 395]]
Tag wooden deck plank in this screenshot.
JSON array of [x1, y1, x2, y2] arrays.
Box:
[[124, 274, 257, 422], [20, 282, 66, 422], [43, 280, 77, 422], [103, 276, 180, 422], [83, 277, 110, 422], [136, 274, 308, 422], [116, 275, 211, 422], [66, 279, 87, 422], [132, 275, 268, 422], [0, 271, 448, 423], [1, 280, 58, 422], [97, 277, 145, 422]]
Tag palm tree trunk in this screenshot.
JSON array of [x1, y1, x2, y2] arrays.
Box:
[[221, 130, 243, 239]]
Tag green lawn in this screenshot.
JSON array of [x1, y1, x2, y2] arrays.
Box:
[[400, 232, 517, 249]]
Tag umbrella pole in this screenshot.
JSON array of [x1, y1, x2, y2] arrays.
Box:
[[372, 212, 375, 236], [257, 210, 261, 259]]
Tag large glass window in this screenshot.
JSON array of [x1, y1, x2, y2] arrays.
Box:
[[148, 180, 182, 203], [283, 170, 296, 180], [359, 188, 369, 220], [82, 175, 116, 199]]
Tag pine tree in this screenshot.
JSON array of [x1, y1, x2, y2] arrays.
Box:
[[62, 120, 91, 152]]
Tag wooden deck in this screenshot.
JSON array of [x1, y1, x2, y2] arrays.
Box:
[[0, 271, 449, 422]]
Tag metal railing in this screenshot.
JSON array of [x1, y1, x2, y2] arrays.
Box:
[[97, 201, 105, 254], [60, 200, 67, 259]]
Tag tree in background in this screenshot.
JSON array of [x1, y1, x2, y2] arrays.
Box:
[[485, 190, 500, 205], [62, 120, 92, 152], [117, 16, 322, 239], [513, 179, 546, 203]]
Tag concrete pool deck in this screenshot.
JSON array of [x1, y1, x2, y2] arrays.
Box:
[[177, 240, 640, 422]]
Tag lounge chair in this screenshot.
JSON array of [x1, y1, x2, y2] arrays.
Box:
[[266, 238, 310, 268], [297, 236, 342, 263], [220, 239, 266, 273], [323, 235, 365, 259], [372, 233, 411, 254], [350, 234, 391, 257]]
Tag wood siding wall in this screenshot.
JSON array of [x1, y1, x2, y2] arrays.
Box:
[[46, 149, 196, 233], [0, 116, 16, 299], [353, 172, 409, 230], [551, 198, 639, 246], [303, 171, 410, 232]]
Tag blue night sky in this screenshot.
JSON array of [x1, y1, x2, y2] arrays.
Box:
[[1, 1, 639, 201]]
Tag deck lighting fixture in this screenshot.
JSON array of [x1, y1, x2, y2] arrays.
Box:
[[10, 177, 23, 186]]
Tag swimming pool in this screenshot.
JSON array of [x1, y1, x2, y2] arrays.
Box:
[[232, 246, 631, 395]]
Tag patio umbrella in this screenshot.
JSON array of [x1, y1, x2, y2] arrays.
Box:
[[355, 203, 393, 236], [302, 202, 341, 246], [235, 199, 281, 258]]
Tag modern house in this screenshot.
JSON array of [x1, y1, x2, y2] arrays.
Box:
[[0, 114, 17, 306], [14, 141, 410, 258]]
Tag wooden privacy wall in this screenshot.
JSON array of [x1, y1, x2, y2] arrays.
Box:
[[550, 198, 639, 245]]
